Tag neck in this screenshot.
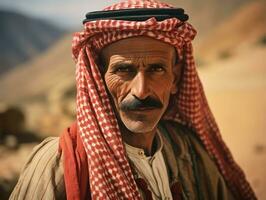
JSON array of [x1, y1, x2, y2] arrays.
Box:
[[121, 127, 157, 156]]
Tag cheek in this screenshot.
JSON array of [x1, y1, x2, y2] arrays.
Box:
[[153, 76, 174, 102], [104, 74, 128, 103]]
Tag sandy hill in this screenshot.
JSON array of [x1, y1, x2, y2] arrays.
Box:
[[166, 0, 251, 38], [0, 10, 65, 75], [195, 0, 266, 64]]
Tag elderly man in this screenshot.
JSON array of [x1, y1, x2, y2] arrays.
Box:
[[10, 0, 256, 200]]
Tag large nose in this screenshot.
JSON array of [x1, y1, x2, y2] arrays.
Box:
[[131, 71, 151, 100]]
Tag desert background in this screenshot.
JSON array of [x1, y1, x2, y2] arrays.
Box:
[[0, 0, 265, 199]]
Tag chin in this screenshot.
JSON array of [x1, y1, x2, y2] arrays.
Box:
[[118, 110, 164, 134]]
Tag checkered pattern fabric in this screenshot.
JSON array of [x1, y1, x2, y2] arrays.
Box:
[[72, 0, 256, 199]]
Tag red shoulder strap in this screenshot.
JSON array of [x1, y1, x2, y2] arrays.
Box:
[[59, 122, 90, 200]]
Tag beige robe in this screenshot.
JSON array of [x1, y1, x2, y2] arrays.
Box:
[[10, 121, 235, 200]]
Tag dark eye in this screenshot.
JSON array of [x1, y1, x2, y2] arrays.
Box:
[[116, 66, 133, 72], [148, 64, 165, 73], [112, 64, 136, 74]]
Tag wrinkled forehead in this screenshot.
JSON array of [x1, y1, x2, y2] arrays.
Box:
[[100, 36, 176, 64]]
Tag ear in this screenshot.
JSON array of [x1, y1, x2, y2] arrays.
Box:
[[170, 62, 182, 94]]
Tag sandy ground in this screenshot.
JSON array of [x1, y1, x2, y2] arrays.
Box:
[[198, 46, 266, 199], [203, 88, 266, 199], [0, 144, 36, 181], [0, 143, 37, 199]]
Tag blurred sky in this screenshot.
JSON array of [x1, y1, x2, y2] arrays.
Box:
[[0, 0, 121, 29]]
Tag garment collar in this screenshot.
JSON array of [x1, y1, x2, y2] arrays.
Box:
[[124, 130, 163, 160]]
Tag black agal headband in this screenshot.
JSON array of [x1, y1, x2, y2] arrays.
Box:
[[83, 8, 189, 24]]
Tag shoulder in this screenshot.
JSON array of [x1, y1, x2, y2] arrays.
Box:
[[9, 137, 66, 200]]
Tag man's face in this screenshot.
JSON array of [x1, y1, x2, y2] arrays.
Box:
[[101, 36, 180, 134]]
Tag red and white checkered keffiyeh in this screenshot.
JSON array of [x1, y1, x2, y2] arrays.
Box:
[[72, 0, 256, 199]]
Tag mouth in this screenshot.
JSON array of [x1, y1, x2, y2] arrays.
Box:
[[127, 107, 158, 112], [135, 107, 156, 110]]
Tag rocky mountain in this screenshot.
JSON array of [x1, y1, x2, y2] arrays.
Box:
[[0, 10, 65, 75], [0, 34, 75, 103]]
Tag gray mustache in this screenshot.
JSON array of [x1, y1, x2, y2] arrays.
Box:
[[119, 96, 163, 111]]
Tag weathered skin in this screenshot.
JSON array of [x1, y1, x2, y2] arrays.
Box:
[[101, 36, 181, 155]]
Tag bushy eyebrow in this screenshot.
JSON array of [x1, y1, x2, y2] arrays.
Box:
[[110, 60, 171, 71], [147, 62, 165, 67], [110, 62, 135, 69]]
